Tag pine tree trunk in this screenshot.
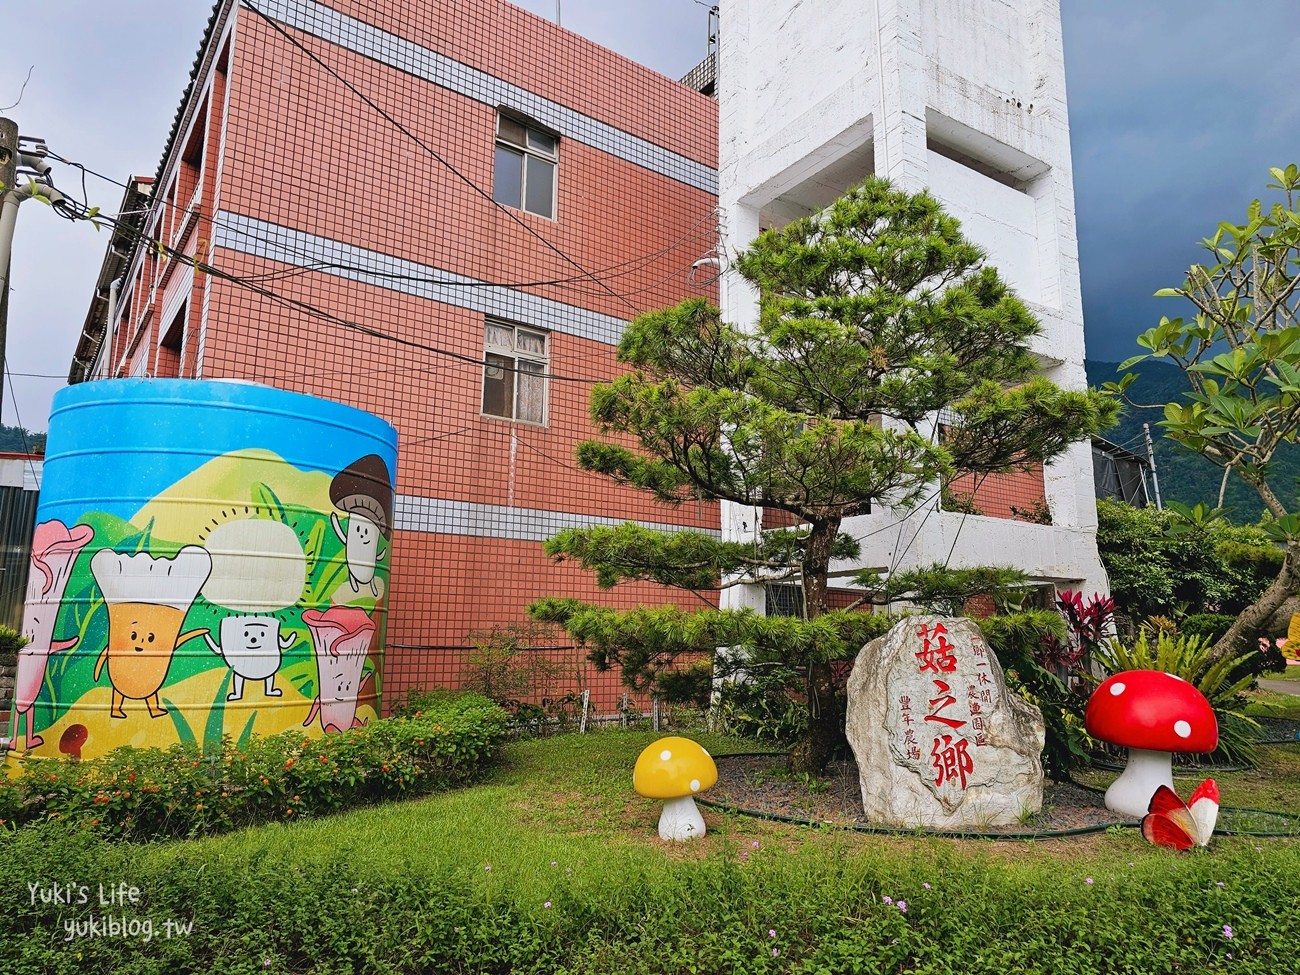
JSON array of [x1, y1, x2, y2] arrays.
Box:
[[789, 518, 841, 775]]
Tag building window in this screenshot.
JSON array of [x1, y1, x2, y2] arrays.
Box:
[[482, 320, 548, 424], [493, 113, 557, 219]]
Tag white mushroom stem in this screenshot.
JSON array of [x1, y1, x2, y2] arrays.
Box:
[[1105, 747, 1175, 820], [658, 795, 707, 841]]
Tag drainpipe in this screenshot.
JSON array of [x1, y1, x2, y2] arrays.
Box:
[[103, 277, 122, 378]]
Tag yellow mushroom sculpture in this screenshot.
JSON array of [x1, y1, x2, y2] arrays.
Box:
[[633, 736, 718, 841]]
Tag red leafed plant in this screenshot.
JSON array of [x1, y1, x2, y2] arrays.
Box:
[[1039, 589, 1115, 673]]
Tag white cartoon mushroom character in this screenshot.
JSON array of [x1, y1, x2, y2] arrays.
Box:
[[329, 454, 393, 598], [633, 736, 718, 841], [1084, 669, 1219, 820]]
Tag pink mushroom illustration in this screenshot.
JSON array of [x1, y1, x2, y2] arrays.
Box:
[[302, 606, 376, 733], [14, 520, 95, 748]]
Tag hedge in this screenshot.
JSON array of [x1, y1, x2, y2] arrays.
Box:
[[0, 692, 508, 841]]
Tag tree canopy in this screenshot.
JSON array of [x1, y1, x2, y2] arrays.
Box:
[[1110, 164, 1300, 660], [537, 176, 1115, 771]]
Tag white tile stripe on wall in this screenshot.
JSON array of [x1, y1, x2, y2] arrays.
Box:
[[213, 211, 630, 346], [247, 0, 718, 195], [395, 495, 718, 542]]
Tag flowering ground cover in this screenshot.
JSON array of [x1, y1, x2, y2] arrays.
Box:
[[2, 730, 1298, 974]]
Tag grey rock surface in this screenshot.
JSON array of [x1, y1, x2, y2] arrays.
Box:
[[846, 615, 1045, 829]]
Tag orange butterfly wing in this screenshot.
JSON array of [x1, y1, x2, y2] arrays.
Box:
[[1141, 785, 1197, 850]]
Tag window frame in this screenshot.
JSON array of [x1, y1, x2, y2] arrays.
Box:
[[481, 319, 550, 426], [493, 111, 558, 220]]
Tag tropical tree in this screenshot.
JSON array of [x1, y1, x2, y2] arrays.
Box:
[[1112, 164, 1300, 662], [535, 176, 1115, 771]]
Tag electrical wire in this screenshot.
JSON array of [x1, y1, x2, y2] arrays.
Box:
[[208, 207, 719, 297], [2, 361, 42, 486], [0, 65, 34, 112], [63, 192, 1036, 593], [45, 148, 720, 303], [54, 200, 606, 387], [237, 0, 644, 318]]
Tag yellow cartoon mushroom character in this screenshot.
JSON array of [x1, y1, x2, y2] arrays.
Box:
[[329, 454, 393, 599], [633, 736, 718, 841], [91, 546, 212, 718]]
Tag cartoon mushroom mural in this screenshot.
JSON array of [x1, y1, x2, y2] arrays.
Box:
[[15, 520, 95, 748], [633, 736, 718, 841], [58, 724, 88, 760], [90, 546, 212, 719], [1084, 670, 1219, 820], [329, 454, 393, 598], [302, 606, 377, 733]]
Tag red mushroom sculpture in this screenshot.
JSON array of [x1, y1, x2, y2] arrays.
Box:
[[1084, 670, 1218, 819]]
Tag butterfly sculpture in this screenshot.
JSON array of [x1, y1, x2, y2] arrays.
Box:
[[1140, 779, 1219, 849]]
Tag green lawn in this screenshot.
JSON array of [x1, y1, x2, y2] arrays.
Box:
[[1260, 664, 1300, 682], [4, 731, 1300, 974], [1074, 739, 1300, 818]]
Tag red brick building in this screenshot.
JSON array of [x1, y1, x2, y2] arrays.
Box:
[[69, 0, 720, 710]]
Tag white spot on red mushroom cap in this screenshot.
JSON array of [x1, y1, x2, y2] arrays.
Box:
[[1084, 669, 1218, 752]]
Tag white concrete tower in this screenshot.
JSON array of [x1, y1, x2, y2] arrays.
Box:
[[717, 0, 1107, 611]]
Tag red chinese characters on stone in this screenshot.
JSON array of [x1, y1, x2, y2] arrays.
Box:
[[915, 623, 958, 674], [904, 620, 983, 786], [931, 734, 974, 789], [924, 679, 967, 730]]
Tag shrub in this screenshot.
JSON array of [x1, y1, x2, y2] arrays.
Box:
[[981, 611, 1091, 780], [1096, 499, 1281, 626], [0, 623, 26, 667], [0, 693, 508, 840], [714, 663, 809, 747], [392, 685, 464, 718]]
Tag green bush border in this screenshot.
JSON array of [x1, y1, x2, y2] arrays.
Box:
[[0, 692, 507, 840]]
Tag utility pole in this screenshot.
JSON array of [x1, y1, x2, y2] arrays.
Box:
[[0, 121, 62, 425], [1142, 422, 1163, 511], [0, 117, 18, 417]]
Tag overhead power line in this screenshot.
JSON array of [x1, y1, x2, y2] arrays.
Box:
[[237, 0, 643, 318]]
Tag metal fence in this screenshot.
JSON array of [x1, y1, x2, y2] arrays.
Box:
[[0, 484, 39, 631]]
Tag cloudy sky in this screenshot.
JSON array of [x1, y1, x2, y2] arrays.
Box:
[[2, 0, 1297, 431]]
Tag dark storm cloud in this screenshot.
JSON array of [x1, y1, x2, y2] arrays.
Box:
[[1061, 1, 1300, 364]]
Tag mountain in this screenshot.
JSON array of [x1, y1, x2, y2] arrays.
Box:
[[0, 423, 45, 454], [1085, 359, 1300, 522]]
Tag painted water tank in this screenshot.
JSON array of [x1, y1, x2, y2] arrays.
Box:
[[12, 379, 398, 761]]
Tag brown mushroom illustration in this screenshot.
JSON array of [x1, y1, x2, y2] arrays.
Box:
[[59, 724, 88, 760], [329, 455, 394, 597], [1084, 670, 1218, 819]]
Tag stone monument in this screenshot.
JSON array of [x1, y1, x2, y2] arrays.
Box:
[[845, 615, 1045, 829]]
